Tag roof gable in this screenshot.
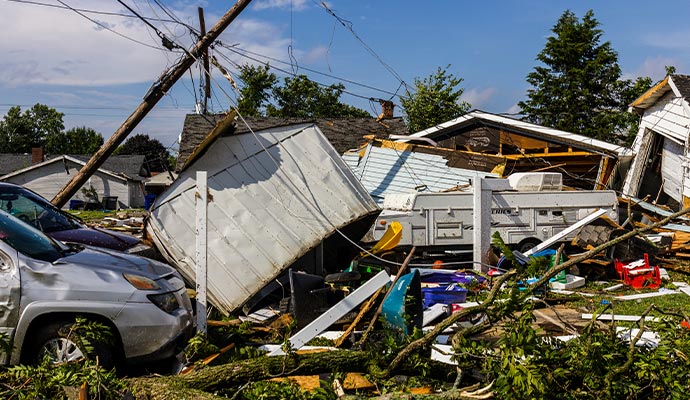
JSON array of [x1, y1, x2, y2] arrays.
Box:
[[407, 110, 630, 157], [630, 74, 690, 114], [0, 155, 145, 182]]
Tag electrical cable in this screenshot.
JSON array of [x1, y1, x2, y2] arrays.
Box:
[[313, 1, 408, 90], [115, 0, 182, 51], [220, 44, 399, 98], [6, 0, 182, 24], [54, 0, 164, 50]]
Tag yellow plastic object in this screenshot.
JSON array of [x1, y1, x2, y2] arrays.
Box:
[[360, 221, 402, 258]]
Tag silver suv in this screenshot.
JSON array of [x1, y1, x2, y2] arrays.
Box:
[[0, 210, 194, 367]]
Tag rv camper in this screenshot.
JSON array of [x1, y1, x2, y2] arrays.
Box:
[[371, 173, 618, 252]]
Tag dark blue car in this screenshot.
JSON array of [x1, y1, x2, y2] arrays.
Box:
[[0, 182, 153, 256]]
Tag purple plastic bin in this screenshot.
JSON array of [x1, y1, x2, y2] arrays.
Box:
[[422, 286, 468, 308]]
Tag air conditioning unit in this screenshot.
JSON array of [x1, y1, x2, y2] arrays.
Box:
[[507, 172, 563, 191]]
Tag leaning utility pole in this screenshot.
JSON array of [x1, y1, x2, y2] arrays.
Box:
[[51, 0, 252, 208], [198, 7, 212, 114]]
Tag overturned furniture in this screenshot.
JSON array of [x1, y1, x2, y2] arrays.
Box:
[[147, 117, 380, 315]]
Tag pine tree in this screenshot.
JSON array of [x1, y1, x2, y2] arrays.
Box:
[[519, 10, 637, 143]]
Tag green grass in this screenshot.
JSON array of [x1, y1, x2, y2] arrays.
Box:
[[558, 269, 690, 318], [67, 209, 145, 222]]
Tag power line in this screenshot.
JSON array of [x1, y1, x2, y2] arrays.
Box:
[[220, 44, 400, 98], [53, 0, 164, 50], [115, 0, 181, 51], [214, 47, 382, 103], [6, 0, 182, 24], [313, 1, 408, 91]]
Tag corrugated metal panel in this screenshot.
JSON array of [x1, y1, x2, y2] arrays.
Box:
[[146, 124, 379, 315], [342, 145, 497, 203]]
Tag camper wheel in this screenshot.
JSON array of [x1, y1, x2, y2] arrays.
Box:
[[516, 238, 542, 253]]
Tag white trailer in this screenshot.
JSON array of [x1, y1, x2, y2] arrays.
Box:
[[371, 173, 618, 252]]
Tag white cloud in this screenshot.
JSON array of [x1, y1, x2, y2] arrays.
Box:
[[623, 56, 680, 81], [642, 30, 690, 50], [253, 0, 309, 11], [0, 1, 307, 87], [300, 46, 329, 64], [460, 87, 496, 108], [505, 103, 521, 115]]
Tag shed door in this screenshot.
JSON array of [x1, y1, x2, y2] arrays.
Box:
[[661, 138, 683, 203]]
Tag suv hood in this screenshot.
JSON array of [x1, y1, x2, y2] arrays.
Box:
[[49, 226, 140, 251], [57, 246, 175, 278]]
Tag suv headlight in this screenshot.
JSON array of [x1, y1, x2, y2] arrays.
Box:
[[148, 292, 180, 314], [123, 273, 160, 290]]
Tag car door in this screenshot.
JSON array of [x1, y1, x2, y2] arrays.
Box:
[[0, 244, 20, 365]]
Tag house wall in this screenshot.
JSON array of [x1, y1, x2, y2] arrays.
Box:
[[2, 160, 132, 209], [623, 91, 690, 200], [128, 181, 145, 208]]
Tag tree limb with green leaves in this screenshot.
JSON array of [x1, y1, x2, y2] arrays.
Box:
[[400, 65, 470, 133]]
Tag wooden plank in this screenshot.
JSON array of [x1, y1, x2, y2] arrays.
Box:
[[342, 373, 377, 390], [582, 313, 659, 322], [615, 290, 680, 301]]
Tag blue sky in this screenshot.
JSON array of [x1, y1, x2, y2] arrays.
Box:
[[1, 0, 689, 152]]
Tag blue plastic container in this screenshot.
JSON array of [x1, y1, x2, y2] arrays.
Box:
[[69, 200, 84, 210], [144, 194, 156, 210]]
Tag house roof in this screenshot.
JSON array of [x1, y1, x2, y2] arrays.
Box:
[[630, 74, 690, 113], [406, 110, 631, 157], [0, 154, 146, 182], [69, 154, 147, 180], [0, 154, 33, 176], [176, 113, 409, 171]]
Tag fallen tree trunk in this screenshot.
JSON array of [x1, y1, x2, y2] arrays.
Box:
[[129, 350, 458, 398], [129, 350, 369, 395]]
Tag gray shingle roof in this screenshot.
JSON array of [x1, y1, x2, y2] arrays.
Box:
[[672, 74, 690, 103], [0, 153, 147, 181], [0, 154, 32, 176], [176, 114, 408, 172], [69, 154, 147, 180]]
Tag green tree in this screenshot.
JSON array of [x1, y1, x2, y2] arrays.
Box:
[[115, 133, 170, 173], [45, 126, 104, 154], [400, 65, 471, 133], [237, 64, 278, 117], [518, 10, 648, 143], [0, 104, 64, 153], [266, 74, 371, 119]]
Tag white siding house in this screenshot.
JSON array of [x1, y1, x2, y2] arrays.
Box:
[[622, 75, 690, 209], [0, 155, 147, 209]]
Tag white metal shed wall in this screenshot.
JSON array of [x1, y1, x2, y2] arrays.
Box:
[[147, 124, 379, 314]]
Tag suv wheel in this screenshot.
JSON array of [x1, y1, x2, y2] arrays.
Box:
[[25, 320, 115, 369]]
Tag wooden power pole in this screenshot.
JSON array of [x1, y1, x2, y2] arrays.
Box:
[[198, 7, 211, 114], [51, 0, 253, 208]]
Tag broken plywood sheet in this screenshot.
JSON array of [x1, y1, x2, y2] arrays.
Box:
[[147, 123, 380, 314]]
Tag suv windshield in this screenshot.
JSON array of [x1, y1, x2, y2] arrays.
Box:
[[0, 210, 64, 262], [0, 187, 80, 233]]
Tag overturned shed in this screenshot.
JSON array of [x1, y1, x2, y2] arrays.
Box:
[[147, 114, 380, 314], [397, 110, 631, 190], [622, 74, 690, 209]]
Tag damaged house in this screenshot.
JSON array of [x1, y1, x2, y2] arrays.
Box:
[[0, 152, 149, 209], [344, 110, 632, 203], [622, 74, 690, 209]]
